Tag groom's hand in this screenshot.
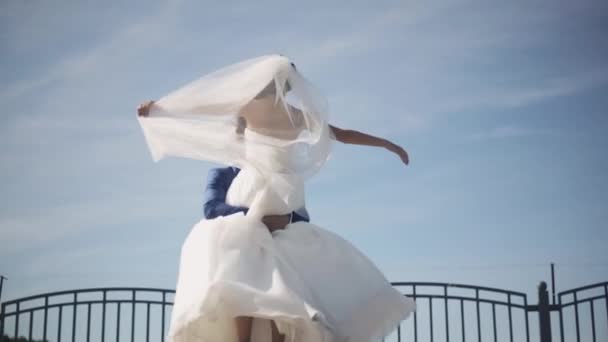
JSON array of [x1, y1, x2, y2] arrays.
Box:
[[262, 214, 291, 232]]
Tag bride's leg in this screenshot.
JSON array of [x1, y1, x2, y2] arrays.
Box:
[[271, 321, 286, 342], [235, 316, 253, 342]]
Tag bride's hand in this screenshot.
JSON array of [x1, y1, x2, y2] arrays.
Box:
[[262, 214, 291, 232], [137, 100, 155, 117], [387, 142, 409, 166]]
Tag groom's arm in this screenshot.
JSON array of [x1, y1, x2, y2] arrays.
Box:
[[203, 167, 249, 219]]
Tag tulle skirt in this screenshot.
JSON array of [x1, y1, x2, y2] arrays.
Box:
[[168, 213, 415, 342]]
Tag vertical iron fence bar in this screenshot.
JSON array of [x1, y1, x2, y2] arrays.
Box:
[[161, 292, 166, 342], [460, 300, 465, 342], [444, 285, 449, 342], [559, 295, 565, 342], [0, 302, 5, 337], [605, 285, 608, 330], [14, 302, 19, 339], [429, 298, 433, 342], [412, 286, 417, 342], [43, 296, 48, 341], [102, 291, 106, 342], [58, 305, 63, 342], [131, 290, 136, 342], [397, 325, 401, 342], [146, 303, 150, 342], [574, 292, 580, 342], [551, 263, 556, 304], [476, 289, 481, 342], [492, 303, 497, 342], [116, 303, 121, 342], [508, 294, 513, 342], [28, 311, 33, 341], [524, 295, 530, 342], [72, 292, 77, 342], [590, 301, 596, 342], [87, 303, 92, 342]]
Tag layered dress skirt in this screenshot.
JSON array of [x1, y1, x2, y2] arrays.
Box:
[[168, 160, 415, 341]]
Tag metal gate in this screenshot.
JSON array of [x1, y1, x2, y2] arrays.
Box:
[[1, 281, 607, 341]]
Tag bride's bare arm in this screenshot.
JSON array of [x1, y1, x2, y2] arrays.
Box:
[[329, 124, 409, 166]]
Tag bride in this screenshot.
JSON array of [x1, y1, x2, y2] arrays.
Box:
[[137, 55, 415, 342]]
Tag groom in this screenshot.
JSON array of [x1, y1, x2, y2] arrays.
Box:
[[203, 166, 310, 232]]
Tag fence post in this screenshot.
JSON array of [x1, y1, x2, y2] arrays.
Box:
[[538, 281, 552, 342], [0, 275, 6, 304], [0, 275, 5, 338]]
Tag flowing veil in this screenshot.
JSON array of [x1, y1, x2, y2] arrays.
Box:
[[137, 54, 334, 178]]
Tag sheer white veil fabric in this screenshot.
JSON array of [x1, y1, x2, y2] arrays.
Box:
[[137, 54, 333, 179]]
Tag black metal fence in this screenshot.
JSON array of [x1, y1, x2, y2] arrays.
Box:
[[557, 282, 608, 342], [391, 282, 530, 342], [1, 281, 606, 342], [1, 288, 174, 342]]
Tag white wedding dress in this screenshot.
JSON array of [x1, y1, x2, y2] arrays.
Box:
[[168, 130, 415, 342]]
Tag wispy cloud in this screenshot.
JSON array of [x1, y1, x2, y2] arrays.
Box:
[[438, 67, 608, 114], [0, 186, 198, 253], [283, 1, 608, 137], [0, 1, 182, 104], [293, 2, 453, 66], [466, 125, 553, 141], [21, 238, 180, 278], [496, 68, 608, 107]]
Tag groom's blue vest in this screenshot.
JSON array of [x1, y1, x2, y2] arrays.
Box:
[[203, 167, 310, 223]]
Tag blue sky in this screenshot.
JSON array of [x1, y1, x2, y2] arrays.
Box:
[[1, 0, 607, 305]]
